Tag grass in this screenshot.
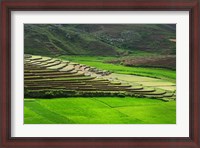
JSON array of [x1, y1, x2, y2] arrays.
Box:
[[24, 97, 176, 124], [58, 55, 176, 82]]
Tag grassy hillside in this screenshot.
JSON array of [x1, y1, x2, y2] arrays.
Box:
[[24, 24, 176, 56]]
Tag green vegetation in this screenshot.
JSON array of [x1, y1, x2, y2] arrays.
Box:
[[24, 24, 176, 56], [24, 97, 176, 124], [59, 55, 176, 82]]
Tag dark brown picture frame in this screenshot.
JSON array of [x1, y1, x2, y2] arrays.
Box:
[[0, 0, 199, 147]]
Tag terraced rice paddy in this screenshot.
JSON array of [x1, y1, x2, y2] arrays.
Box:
[[24, 55, 176, 101]]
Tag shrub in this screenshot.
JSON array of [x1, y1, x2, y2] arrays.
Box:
[[24, 89, 131, 98]]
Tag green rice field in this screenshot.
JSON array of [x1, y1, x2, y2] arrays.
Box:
[[24, 97, 176, 124]]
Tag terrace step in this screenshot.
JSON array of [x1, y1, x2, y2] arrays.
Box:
[[144, 95, 164, 99], [163, 92, 174, 97], [25, 81, 85, 85], [48, 62, 68, 70], [25, 76, 44, 80], [24, 65, 44, 69], [28, 57, 42, 61], [25, 69, 57, 73], [25, 83, 87, 87], [59, 65, 75, 72], [25, 76, 96, 82], [128, 87, 155, 93], [30, 57, 52, 63], [25, 75, 88, 80], [126, 86, 144, 90], [43, 61, 62, 68], [38, 59, 61, 66], [108, 85, 132, 88], [24, 71, 82, 76], [25, 70, 78, 75], [136, 90, 166, 95], [24, 73, 35, 76], [25, 85, 95, 90]]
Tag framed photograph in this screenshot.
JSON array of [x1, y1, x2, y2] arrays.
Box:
[[1, 0, 199, 147]]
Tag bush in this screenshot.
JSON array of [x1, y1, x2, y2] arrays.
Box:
[[24, 89, 76, 98], [24, 89, 135, 98]]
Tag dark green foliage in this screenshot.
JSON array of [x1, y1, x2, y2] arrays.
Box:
[[24, 89, 129, 98], [24, 89, 75, 98]]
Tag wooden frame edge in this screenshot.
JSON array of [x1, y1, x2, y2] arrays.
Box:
[[1, 0, 199, 147]]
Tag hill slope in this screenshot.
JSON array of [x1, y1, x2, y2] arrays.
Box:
[[24, 24, 176, 56]]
